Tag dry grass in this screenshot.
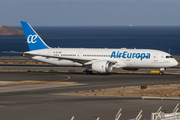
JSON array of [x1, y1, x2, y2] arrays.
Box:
[[58, 84, 180, 97]]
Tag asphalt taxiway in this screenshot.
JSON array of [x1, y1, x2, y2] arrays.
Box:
[[0, 72, 180, 94], [0, 72, 180, 120]]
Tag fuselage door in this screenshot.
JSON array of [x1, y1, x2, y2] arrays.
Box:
[[126, 58, 135, 66], [153, 53, 159, 61], [77, 52, 82, 57]]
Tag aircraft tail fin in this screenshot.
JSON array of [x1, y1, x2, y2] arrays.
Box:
[[20, 21, 50, 51]]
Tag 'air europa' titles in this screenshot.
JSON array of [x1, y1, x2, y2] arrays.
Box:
[[110, 51, 151, 60]]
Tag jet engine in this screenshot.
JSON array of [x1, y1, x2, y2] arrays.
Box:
[[92, 61, 114, 73]]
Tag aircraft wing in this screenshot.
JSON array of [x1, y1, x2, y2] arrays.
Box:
[[4, 51, 116, 65]]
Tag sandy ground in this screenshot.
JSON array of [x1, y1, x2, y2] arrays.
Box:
[[56, 84, 180, 97]]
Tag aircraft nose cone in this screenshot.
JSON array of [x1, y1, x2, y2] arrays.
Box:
[[174, 60, 178, 66]]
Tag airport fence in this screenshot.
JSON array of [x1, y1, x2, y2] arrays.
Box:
[[151, 113, 180, 120], [70, 103, 180, 120], [151, 103, 180, 120]]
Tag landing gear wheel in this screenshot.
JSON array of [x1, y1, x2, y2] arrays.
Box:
[[159, 72, 164, 75], [159, 68, 165, 75], [83, 71, 93, 75], [83, 71, 87, 75]]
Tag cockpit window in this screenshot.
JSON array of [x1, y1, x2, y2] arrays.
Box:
[[166, 56, 173, 58]]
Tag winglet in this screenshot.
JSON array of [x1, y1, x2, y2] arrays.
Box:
[[20, 21, 50, 51]]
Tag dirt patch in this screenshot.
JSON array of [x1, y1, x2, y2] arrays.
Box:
[[56, 84, 180, 97]]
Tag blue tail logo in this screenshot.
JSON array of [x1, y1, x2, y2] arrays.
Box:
[[20, 21, 50, 51], [27, 35, 38, 44]]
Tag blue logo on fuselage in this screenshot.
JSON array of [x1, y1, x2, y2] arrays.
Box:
[[110, 51, 150, 60]]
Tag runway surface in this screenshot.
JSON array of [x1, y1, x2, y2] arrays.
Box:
[[0, 72, 180, 120], [0, 64, 180, 73], [1, 72, 180, 93]]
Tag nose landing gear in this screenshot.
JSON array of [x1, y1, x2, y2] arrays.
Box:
[[159, 71, 164, 75], [159, 68, 166, 75]]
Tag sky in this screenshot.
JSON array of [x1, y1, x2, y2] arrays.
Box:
[[1, 0, 180, 26]]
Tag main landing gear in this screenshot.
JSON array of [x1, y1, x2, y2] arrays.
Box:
[[83, 70, 93, 75], [83, 66, 93, 75], [159, 68, 166, 75]]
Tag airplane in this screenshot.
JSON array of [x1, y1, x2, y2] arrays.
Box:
[[5, 21, 178, 75]]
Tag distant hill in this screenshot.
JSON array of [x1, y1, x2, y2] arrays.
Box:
[[0, 25, 24, 36]]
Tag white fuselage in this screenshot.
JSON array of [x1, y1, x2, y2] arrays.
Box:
[[10, 21, 178, 74], [26, 48, 178, 69]]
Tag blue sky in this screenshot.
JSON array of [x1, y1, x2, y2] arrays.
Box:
[[1, 0, 180, 26]]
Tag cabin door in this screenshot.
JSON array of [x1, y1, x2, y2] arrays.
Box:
[[77, 52, 82, 57]]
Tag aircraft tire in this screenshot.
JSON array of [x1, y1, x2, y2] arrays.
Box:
[[159, 72, 164, 75], [83, 71, 93, 75]]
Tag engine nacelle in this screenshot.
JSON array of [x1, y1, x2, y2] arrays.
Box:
[[92, 61, 113, 73]]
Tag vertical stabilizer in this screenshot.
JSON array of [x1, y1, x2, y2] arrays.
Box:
[[20, 21, 50, 51]]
